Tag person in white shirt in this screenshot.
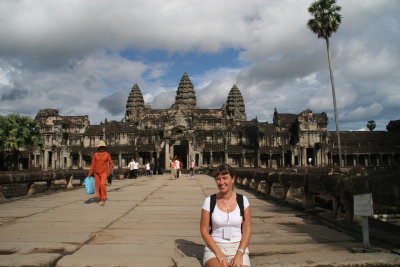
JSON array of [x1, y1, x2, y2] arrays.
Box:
[[174, 158, 180, 179], [200, 164, 252, 267], [190, 159, 196, 177], [127, 159, 135, 179], [145, 162, 151, 176], [132, 159, 139, 179]]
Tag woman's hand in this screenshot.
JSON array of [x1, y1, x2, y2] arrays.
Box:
[[216, 252, 229, 267], [229, 252, 243, 267]]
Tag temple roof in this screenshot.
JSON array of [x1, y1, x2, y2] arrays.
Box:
[[226, 85, 246, 120], [125, 83, 145, 121], [173, 72, 197, 109], [126, 84, 144, 109]]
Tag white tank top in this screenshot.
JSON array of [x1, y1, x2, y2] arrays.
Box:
[[202, 195, 249, 243]]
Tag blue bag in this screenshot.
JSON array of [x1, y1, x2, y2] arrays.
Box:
[[84, 176, 95, 194]]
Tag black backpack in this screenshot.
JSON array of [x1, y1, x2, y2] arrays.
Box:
[[209, 193, 244, 234]]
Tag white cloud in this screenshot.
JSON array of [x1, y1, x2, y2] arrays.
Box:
[[342, 103, 383, 120], [0, 0, 399, 131]]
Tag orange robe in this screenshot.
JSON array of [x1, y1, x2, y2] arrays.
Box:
[[88, 151, 113, 201]]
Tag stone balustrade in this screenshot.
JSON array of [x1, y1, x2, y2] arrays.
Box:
[[0, 169, 88, 200], [230, 167, 400, 224], [0, 168, 147, 200]]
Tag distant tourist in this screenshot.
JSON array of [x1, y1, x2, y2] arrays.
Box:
[[200, 164, 252, 267], [107, 172, 113, 186], [145, 161, 151, 176], [174, 157, 180, 179], [171, 157, 177, 179], [190, 159, 196, 178], [88, 141, 114, 206], [133, 159, 139, 178], [127, 159, 135, 179], [150, 161, 154, 176]]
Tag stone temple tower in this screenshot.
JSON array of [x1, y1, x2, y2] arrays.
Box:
[[225, 84, 246, 120], [125, 83, 145, 122], [172, 72, 197, 109]]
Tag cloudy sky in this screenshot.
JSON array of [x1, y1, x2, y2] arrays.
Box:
[[0, 0, 399, 131]]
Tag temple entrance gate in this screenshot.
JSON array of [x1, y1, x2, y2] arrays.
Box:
[[173, 140, 188, 169]]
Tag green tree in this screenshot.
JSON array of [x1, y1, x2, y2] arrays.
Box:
[[0, 114, 42, 170], [307, 0, 343, 166], [367, 120, 376, 131]]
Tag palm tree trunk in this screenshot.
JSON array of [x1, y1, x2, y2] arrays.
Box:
[[326, 38, 343, 167]]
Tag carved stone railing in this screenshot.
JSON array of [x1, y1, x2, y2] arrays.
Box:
[[230, 167, 400, 224], [0, 169, 88, 200], [0, 168, 149, 200]]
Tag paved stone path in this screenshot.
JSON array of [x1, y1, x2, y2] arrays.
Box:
[[0, 173, 399, 267]]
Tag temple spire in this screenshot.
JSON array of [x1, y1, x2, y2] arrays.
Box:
[[225, 84, 246, 120], [172, 72, 197, 109], [125, 83, 145, 122]]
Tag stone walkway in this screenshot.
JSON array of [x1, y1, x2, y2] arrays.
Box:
[[0, 173, 399, 267]]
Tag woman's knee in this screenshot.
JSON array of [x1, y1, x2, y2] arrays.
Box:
[[204, 258, 224, 267]]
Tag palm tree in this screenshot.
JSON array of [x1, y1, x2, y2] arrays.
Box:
[[307, 0, 343, 166], [0, 114, 42, 170]]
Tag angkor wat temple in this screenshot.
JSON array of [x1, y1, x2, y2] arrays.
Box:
[[33, 73, 400, 171]]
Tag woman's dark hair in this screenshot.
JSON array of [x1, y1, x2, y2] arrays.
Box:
[[213, 164, 235, 178]]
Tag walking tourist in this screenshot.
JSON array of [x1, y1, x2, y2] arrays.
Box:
[[132, 159, 139, 178], [200, 164, 252, 267], [174, 157, 180, 179], [88, 141, 114, 206], [150, 161, 154, 176], [127, 159, 135, 179], [107, 172, 113, 186], [171, 157, 177, 179], [145, 161, 151, 176], [190, 159, 196, 178]]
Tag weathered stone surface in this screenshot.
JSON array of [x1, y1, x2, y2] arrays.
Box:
[[0, 174, 399, 267]]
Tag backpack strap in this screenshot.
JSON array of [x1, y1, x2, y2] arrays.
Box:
[[236, 193, 245, 220], [209, 193, 245, 234], [209, 194, 216, 234]]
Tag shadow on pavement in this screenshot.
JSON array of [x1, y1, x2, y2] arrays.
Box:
[[84, 197, 98, 204], [175, 239, 203, 263]]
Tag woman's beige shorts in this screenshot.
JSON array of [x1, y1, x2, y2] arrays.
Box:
[[203, 242, 251, 266]]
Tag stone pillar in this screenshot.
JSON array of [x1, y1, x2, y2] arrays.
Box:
[[33, 153, 37, 168], [269, 153, 272, 168], [353, 155, 357, 166], [156, 151, 160, 173], [44, 150, 48, 169], [42, 151, 45, 169], [79, 152, 82, 168], [164, 139, 170, 169], [199, 152, 203, 167], [241, 152, 245, 167], [224, 150, 228, 164], [317, 149, 322, 167], [118, 152, 122, 169], [291, 152, 295, 167], [50, 151, 54, 169], [210, 152, 213, 168], [325, 151, 329, 166]]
